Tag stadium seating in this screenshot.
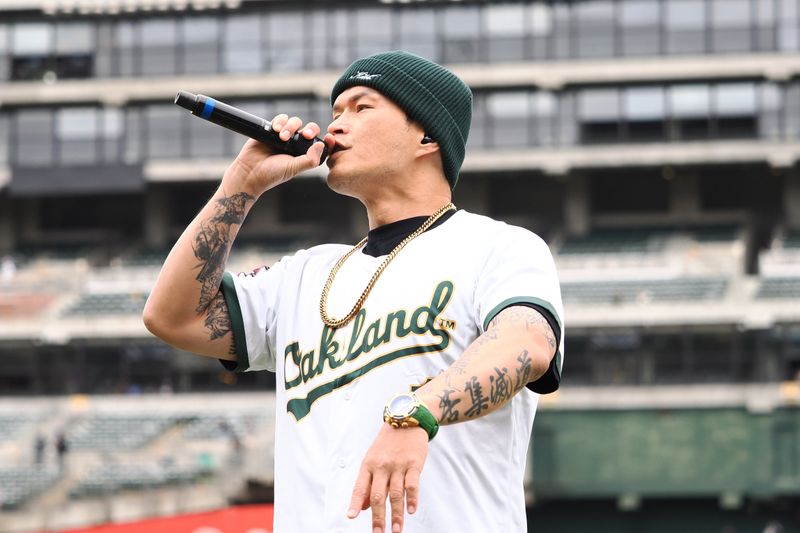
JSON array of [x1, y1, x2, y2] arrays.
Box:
[[756, 277, 800, 299], [0, 468, 60, 510], [69, 462, 211, 499], [68, 415, 174, 450], [561, 278, 729, 304], [62, 293, 148, 316], [0, 415, 38, 443]]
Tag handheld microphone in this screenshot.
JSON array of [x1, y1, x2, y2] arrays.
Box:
[[174, 90, 329, 165]]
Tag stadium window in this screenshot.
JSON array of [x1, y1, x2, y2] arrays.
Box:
[[308, 12, 332, 70], [397, 8, 437, 61], [115, 21, 138, 77], [758, 83, 782, 139], [0, 114, 8, 166], [574, 0, 616, 59], [440, 5, 482, 63], [619, 0, 661, 57], [710, 0, 753, 53], [140, 19, 177, 76], [102, 107, 123, 164], [182, 17, 220, 75], [591, 169, 670, 214], [266, 11, 305, 72], [588, 330, 644, 385], [56, 107, 98, 165], [669, 83, 712, 140], [354, 8, 393, 60], [0, 24, 9, 81], [93, 22, 114, 78], [551, 3, 571, 59], [10, 23, 53, 81], [486, 91, 531, 148], [54, 22, 93, 79], [485, 4, 527, 62], [785, 82, 800, 139], [714, 82, 757, 139], [328, 8, 352, 70], [755, 0, 777, 51], [650, 331, 691, 383], [533, 91, 558, 146], [528, 4, 553, 60], [14, 109, 54, 167], [577, 88, 621, 144], [623, 86, 666, 141], [690, 329, 739, 382], [145, 105, 183, 159], [223, 15, 262, 74], [778, 0, 800, 51], [665, 0, 706, 55], [123, 108, 142, 164]]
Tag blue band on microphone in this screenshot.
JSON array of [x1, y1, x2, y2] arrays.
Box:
[[201, 98, 216, 119]]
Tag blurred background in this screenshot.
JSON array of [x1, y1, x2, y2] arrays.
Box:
[[0, 0, 799, 531]]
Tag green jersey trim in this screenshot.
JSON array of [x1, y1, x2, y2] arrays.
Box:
[[221, 272, 250, 372]]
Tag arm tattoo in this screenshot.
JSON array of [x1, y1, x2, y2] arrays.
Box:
[[437, 388, 461, 423], [490, 306, 557, 352], [192, 191, 253, 341], [514, 349, 533, 390], [489, 366, 513, 405], [464, 377, 489, 418]]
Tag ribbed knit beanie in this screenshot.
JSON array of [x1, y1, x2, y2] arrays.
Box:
[[330, 51, 473, 189]]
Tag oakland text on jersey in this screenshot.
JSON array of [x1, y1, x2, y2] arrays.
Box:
[[284, 280, 454, 420]]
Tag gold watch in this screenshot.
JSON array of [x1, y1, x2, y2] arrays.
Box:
[[383, 392, 439, 441]]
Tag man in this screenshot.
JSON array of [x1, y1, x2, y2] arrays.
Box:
[[144, 51, 564, 533]]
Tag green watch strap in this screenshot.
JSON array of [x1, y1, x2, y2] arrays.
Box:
[[412, 402, 439, 441]]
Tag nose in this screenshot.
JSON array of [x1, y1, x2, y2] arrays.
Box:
[[327, 116, 349, 136]]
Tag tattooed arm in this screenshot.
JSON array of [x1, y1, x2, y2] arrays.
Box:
[[416, 305, 557, 424], [143, 118, 331, 360], [347, 305, 557, 532]]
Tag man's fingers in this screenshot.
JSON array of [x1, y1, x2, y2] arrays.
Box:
[[405, 467, 420, 515], [369, 471, 389, 533], [301, 122, 321, 139], [279, 116, 303, 140], [388, 471, 405, 533], [347, 468, 371, 519]]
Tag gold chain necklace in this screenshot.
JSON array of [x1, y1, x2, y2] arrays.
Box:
[[319, 203, 456, 329]]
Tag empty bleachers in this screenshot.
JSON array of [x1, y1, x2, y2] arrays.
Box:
[[561, 278, 729, 305], [68, 415, 174, 450], [756, 277, 800, 299], [62, 292, 148, 316], [0, 415, 38, 443], [69, 462, 210, 499], [0, 468, 60, 510]]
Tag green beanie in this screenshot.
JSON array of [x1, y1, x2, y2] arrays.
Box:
[[330, 51, 472, 189]]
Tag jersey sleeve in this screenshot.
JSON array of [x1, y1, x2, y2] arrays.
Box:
[[218, 261, 286, 373], [474, 226, 565, 394]]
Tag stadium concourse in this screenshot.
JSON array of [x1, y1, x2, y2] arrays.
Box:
[[2, 0, 800, 532]]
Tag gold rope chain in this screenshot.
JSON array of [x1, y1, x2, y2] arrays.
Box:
[[319, 203, 456, 329]]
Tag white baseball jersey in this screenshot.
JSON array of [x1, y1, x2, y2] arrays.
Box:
[[220, 209, 564, 533]]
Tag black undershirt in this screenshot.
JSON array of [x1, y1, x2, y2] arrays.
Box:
[[362, 209, 456, 257]]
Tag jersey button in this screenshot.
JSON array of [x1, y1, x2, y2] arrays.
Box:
[[343, 390, 352, 401], [337, 458, 346, 469]]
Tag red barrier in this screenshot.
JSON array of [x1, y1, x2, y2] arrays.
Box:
[[57, 505, 274, 533]]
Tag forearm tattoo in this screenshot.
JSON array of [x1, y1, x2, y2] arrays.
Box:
[[423, 306, 553, 425], [192, 192, 253, 343]]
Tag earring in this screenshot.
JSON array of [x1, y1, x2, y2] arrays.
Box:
[[421, 136, 434, 144]]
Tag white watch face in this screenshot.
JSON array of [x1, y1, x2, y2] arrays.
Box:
[[389, 394, 416, 417]]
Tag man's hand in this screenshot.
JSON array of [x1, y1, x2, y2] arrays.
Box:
[[224, 114, 335, 198], [347, 423, 428, 533]]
